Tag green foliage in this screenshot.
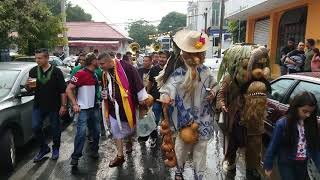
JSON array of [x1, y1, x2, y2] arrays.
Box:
[[0, 0, 65, 55], [66, 4, 92, 22], [127, 20, 157, 48], [42, 0, 92, 22], [227, 20, 246, 43], [158, 12, 186, 33]]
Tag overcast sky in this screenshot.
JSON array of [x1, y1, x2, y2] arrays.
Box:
[[69, 0, 189, 35]]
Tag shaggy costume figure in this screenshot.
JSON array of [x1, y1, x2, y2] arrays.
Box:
[[216, 44, 270, 179]]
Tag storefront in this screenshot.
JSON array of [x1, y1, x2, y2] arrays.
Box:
[[225, 0, 320, 77]]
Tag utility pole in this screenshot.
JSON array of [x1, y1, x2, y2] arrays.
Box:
[[204, 8, 208, 33], [238, 19, 241, 43], [61, 0, 69, 58], [218, 0, 224, 58]]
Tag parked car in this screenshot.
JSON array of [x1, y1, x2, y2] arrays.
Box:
[[0, 62, 73, 172], [63, 55, 78, 69], [265, 72, 320, 137], [204, 58, 222, 70], [14, 56, 72, 77]]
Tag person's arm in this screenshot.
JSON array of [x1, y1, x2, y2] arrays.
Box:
[[147, 68, 155, 94], [287, 49, 297, 57], [263, 119, 285, 173], [66, 83, 80, 113], [25, 67, 37, 91], [285, 57, 297, 65], [56, 68, 68, 116], [216, 75, 231, 112], [66, 71, 83, 113]]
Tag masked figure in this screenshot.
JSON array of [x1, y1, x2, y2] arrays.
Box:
[[216, 44, 270, 179], [157, 29, 217, 180]]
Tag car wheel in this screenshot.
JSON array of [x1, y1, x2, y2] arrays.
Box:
[[0, 130, 16, 173]]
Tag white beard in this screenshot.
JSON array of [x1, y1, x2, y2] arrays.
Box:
[[181, 66, 198, 97]]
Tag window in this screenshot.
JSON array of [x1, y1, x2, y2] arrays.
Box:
[[288, 81, 320, 115], [269, 79, 295, 101]]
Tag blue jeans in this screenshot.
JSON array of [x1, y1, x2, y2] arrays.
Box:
[[71, 107, 100, 159], [32, 107, 61, 150], [152, 102, 163, 125], [278, 160, 308, 180]]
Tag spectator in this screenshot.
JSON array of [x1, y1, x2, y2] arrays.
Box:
[[70, 53, 86, 78], [284, 42, 306, 74], [146, 51, 169, 147], [109, 52, 115, 59], [116, 53, 122, 60], [264, 92, 320, 180], [280, 38, 295, 75], [136, 50, 144, 68], [94, 49, 99, 57], [311, 48, 320, 72], [138, 55, 153, 87], [151, 52, 160, 66], [304, 38, 316, 72], [26, 48, 67, 162], [66, 53, 101, 166]]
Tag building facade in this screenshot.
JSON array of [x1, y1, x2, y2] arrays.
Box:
[[225, 0, 320, 77], [62, 22, 131, 55], [187, 0, 232, 58]]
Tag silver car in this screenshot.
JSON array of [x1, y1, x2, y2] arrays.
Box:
[[0, 62, 72, 173]]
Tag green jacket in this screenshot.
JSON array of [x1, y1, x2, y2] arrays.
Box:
[[304, 48, 314, 72]]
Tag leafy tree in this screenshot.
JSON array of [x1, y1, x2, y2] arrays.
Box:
[[0, 0, 65, 55], [228, 20, 246, 43], [42, 0, 92, 22], [66, 4, 92, 22], [127, 20, 157, 48], [158, 12, 186, 33]]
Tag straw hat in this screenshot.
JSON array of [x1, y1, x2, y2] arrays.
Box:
[[173, 29, 209, 53]]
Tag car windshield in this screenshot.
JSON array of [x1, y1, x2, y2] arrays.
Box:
[[15, 57, 35, 62], [0, 70, 20, 99]]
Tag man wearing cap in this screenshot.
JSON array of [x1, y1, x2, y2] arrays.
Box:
[[158, 29, 217, 180]]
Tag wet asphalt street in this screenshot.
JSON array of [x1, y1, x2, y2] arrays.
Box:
[[5, 122, 276, 180]]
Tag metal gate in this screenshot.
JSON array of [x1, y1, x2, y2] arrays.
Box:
[[253, 18, 270, 47]]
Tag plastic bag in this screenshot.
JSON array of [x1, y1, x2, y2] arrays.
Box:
[[136, 109, 157, 137]]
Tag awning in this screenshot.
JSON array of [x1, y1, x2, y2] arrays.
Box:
[[225, 0, 298, 19], [68, 40, 120, 47]]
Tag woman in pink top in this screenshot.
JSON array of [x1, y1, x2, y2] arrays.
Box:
[[311, 48, 320, 72]]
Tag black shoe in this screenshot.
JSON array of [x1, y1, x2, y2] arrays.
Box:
[[88, 136, 94, 143], [89, 151, 99, 159], [138, 136, 149, 143], [246, 169, 261, 180], [70, 158, 78, 166]]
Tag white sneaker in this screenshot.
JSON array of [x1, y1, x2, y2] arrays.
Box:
[[149, 138, 157, 148], [222, 160, 236, 172]]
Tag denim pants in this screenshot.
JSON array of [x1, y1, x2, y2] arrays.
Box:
[[278, 159, 308, 180], [71, 107, 100, 159], [32, 107, 61, 150], [152, 102, 163, 126]]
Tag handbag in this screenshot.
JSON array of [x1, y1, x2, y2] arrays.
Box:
[[136, 109, 157, 137]]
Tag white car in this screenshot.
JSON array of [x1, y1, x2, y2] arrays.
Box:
[[63, 55, 78, 68], [204, 58, 222, 71]]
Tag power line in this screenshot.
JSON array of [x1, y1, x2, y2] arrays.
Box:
[[84, 0, 114, 24]]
